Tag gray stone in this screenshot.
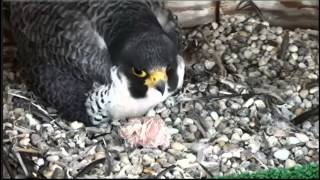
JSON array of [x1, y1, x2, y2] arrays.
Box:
[[274, 149, 290, 160]]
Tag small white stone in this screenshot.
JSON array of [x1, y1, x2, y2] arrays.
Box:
[[306, 140, 319, 149], [183, 118, 194, 125], [303, 99, 312, 109], [249, 139, 260, 153], [275, 27, 283, 34], [185, 153, 197, 162], [47, 155, 60, 162], [167, 127, 179, 135], [285, 159, 296, 168], [36, 158, 45, 167], [221, 152, 233, 159], [174, 118, 182, 126], [243, 98, 255, 108], [286, 137, 300, 145], [294, 133, 309, 143], [262, 21, 270, 27], [146, 109, 156, 117], [231, 148, 243, 158], [298, 62, 307, 69], [231, 133, 241, 143], [212, 145, 221, 154], [204, 60, 215, 70], [241, 133, 251, 141], [245, 25, 253, 32], [291, 53, 298, 61], [70, 121, 84, 130], [274, 149, 290, 161], [259, 34, 267, 41], [254, 100, 266, 109], [243, 50, 253, 59], [171, 142, 187, 151], [251, 35, 259, 41], [210, 111, 219, 121], [176, 159, 197, 169], [231, 103, 241, 110], [120, 153, 131, 165], [289, 45, 298, 53], [216, 135, 229, 143], [267, 136, 279, 146], [309, 87, 319, 94], [265, 45, 274, 51], [25, 113, 40, 126], [294, 149, 304, 157], [259, 58, 269, 66], [142, 155, 155, 166], [19, 138, 30, 146], [308, 73, 318, 79], [212, 22, 219, 30]]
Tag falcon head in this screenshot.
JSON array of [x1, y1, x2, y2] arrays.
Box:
[[112, 32, 183, 99]]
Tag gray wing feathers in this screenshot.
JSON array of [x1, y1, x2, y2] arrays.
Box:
[[10, 2, 112, 83]]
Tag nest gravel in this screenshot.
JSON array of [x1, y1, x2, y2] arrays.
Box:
[[3, 14, 319, 179]]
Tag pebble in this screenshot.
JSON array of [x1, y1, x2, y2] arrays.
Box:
[[19, 137, 30, 146], [31, 134, 42, 146], [204, 60, 215, 70], [176, 159, 197, 169], [294, 149, 304, 157], [294, 133, 309, 143], [171, 142, 187, 151], [216, 135, 229, 143], [241, 133, 251, 141], [274, 149, 290, 161], [231, 103, 241, 110], [35, 158, 45, 167], [231, 133, 241, 143], [70, 121, 84, 130], [46, 155, 60, 162], [309, 86, 319, 94], [291, 53, 298, 61], [266, 136, 279, 147], [142, 155, 155, 166], [275, 27, 283, 34], [165, 97, 176, 108], [183, 118, 194, 125], [210, 111, 219, 121], [167, 127, 179, 135], [249, 139, 260, 153], [289, 45, 298, 53], [299, 89, 309, 99], [254, 100, 266, 109], [211, 22, 219, 30], [286, 137, 300, 145], [258, 58, 269, 66], [243, 50, 253, 59], [306, 141, 319, 149], [302, 121, 312, 130], [174, 118, 182, 126], [285, 159, 296, 168], [25, 113, 39, 126]]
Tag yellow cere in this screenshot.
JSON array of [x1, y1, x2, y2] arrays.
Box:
[[145, 68, 168, 87]]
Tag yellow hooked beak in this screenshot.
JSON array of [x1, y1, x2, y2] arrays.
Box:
[[144, 68, 167, 95]]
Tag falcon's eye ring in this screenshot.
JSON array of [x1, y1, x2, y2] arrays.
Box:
[[132, 67, 147, 78]]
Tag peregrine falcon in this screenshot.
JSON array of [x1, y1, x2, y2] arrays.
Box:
[[10, 0, 185, 127]]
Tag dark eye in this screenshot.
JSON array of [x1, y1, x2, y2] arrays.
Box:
[[132, 67, 147, 78]]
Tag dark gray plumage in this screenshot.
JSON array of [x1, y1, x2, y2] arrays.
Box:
[[10, 0, 185, 126]]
